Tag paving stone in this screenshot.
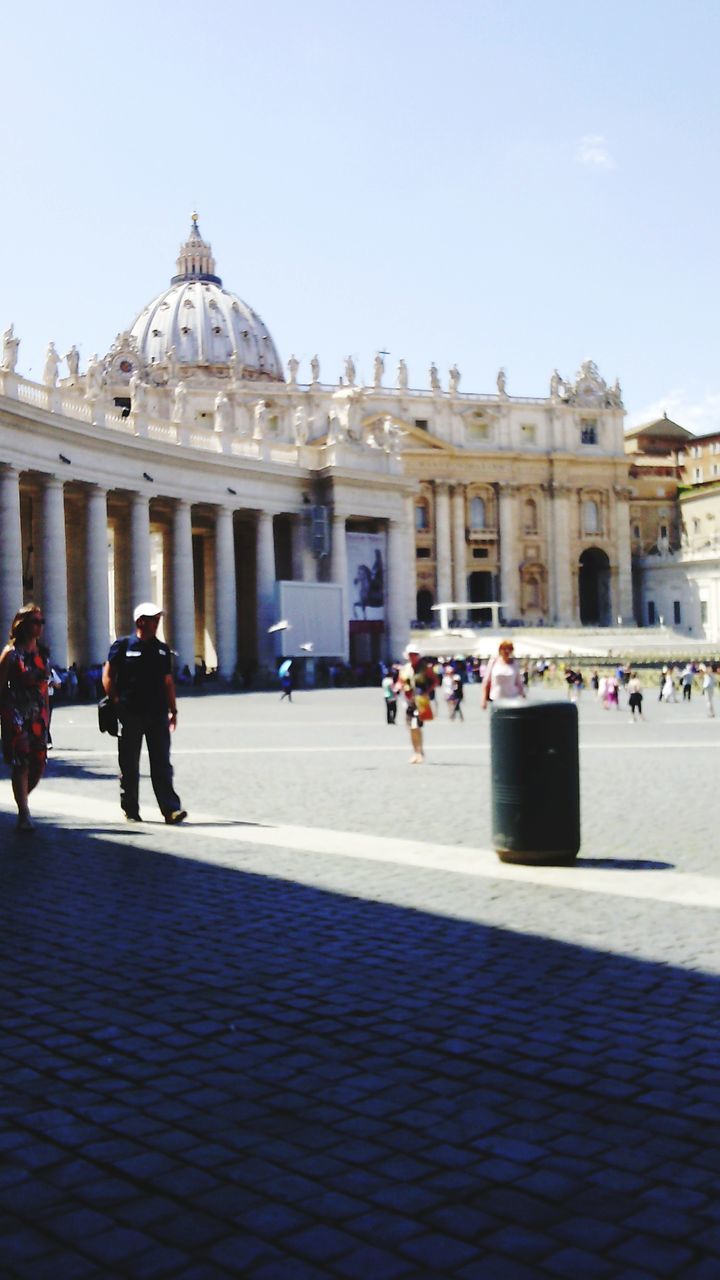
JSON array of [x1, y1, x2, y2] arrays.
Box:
[[284, 1223, 359, 1263], [335, 1242, 413, 1279], [400, 1231, 479, 1269]]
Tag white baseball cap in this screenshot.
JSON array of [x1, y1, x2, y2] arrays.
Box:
[[133, 601, 163, 622]]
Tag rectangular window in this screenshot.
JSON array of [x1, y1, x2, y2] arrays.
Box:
[[648, 601, 656, 625], [414, 419, 429, 431], [694, 468, 702, 482], [472, 548, 489, 559], [633, 524, 641, 539], [673, 600, 681, 625], [416, 547, 431, 559], [581, 423, 598, 445], [701, 599, 708, 624]]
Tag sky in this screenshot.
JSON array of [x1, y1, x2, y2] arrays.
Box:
[[3, 0, 720, 432]]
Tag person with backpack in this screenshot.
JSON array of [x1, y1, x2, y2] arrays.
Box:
[[102, 602, 186, 824]]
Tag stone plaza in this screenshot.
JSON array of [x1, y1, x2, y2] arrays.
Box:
[[1, 684, 719, 1278]]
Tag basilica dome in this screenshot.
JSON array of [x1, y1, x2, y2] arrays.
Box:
[[128, 216, 284, 382]]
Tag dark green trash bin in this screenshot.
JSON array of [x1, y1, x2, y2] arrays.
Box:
[[490, 701, 580, 865]]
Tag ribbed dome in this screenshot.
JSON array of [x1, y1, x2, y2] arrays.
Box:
[[129, 216, 284, 382]]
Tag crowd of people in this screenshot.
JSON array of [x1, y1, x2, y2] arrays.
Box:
[[3, 596, 720, 825], [381, 640, 527, 764], [377, 646, 720, 762]]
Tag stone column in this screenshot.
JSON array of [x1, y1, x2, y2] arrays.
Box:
[[434, 482, 452, 604], [549, 483, 574, 624], [614, 485, 633, 623], [256, 510, 276, 668], [215, 505, 237, 681], [130, 491, 152, 608], [330, 511, 349, 661], [171, 499, 196, 675], [387, 517, 410, 660], [451, 485, 467, 604], [85, 485, 111, 664], [498, 482, 520, 622], [40, 477, 69, 668], [0, 465, 23, 641], [405, 496, 417, 623]]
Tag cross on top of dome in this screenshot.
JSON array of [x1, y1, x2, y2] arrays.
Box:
[[172, 213, 222, 286]]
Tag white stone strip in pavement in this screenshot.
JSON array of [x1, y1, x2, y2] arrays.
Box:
[[46, 740, 720, 758], [6, 788, 720, 912]]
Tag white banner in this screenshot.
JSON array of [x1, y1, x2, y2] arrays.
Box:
[[347, 532, 386, 621]]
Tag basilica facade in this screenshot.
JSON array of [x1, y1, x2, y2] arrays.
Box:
[[0, 217, 632, 674]]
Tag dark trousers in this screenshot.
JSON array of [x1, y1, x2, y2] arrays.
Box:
[[118, 712, 180, 817], [385, 700, 397, 724], [683, 684, 692, 701]]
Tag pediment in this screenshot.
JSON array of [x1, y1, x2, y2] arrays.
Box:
[[390, 419, 456, 452]]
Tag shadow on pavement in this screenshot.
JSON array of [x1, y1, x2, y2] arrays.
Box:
[[0, 815, 717, 1278], [575, 857, 674, 871]]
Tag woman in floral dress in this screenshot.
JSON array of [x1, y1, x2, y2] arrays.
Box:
[[0, 604, 51, 831]]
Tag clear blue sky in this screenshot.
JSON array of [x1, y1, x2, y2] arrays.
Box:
[[4, 0, 720, 431]]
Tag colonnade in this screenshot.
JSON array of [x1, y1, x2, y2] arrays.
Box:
[[0, 465, 285, 674], [0, 463, 414, 674]]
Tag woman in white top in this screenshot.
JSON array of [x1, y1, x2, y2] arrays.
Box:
[[481, 640, 526, 709]]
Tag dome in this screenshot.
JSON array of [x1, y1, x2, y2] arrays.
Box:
[[128, 216, 284, 382]]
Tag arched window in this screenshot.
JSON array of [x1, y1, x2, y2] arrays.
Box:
[[470, 496, 486, 529], [524, 498, 537, 533], [583, 499, 600, 535], [415, 501, 429, 531]]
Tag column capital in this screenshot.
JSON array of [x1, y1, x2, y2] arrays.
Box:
[[498, 481, 519, 495]]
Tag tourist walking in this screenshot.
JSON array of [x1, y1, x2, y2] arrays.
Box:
[[702, 664, 717, 718], [661, 670, 677, 703], [279, 660, 294, 702], [102, 602, 186, 824], [399, 645, 434, 763], [449, 670, 465, 721], [605, 675, 620, 710], [681, 664, 694, 701], [381, 668, 398, 724], [481, 640, 526, 709], [0, 604, 51, 831], [627, 673, 644, 720]]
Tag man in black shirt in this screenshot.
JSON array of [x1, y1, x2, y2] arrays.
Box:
[[102, 602, 186, 824]]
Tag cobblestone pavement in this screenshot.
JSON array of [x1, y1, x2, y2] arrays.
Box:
[[1, 686, 719, 1278]]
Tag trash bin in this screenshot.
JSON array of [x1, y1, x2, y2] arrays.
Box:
[[490, 701, 580, 865]]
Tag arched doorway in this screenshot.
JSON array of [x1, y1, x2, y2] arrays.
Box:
[[579, 547, 611, 625], [416, 588, 434, 623]]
